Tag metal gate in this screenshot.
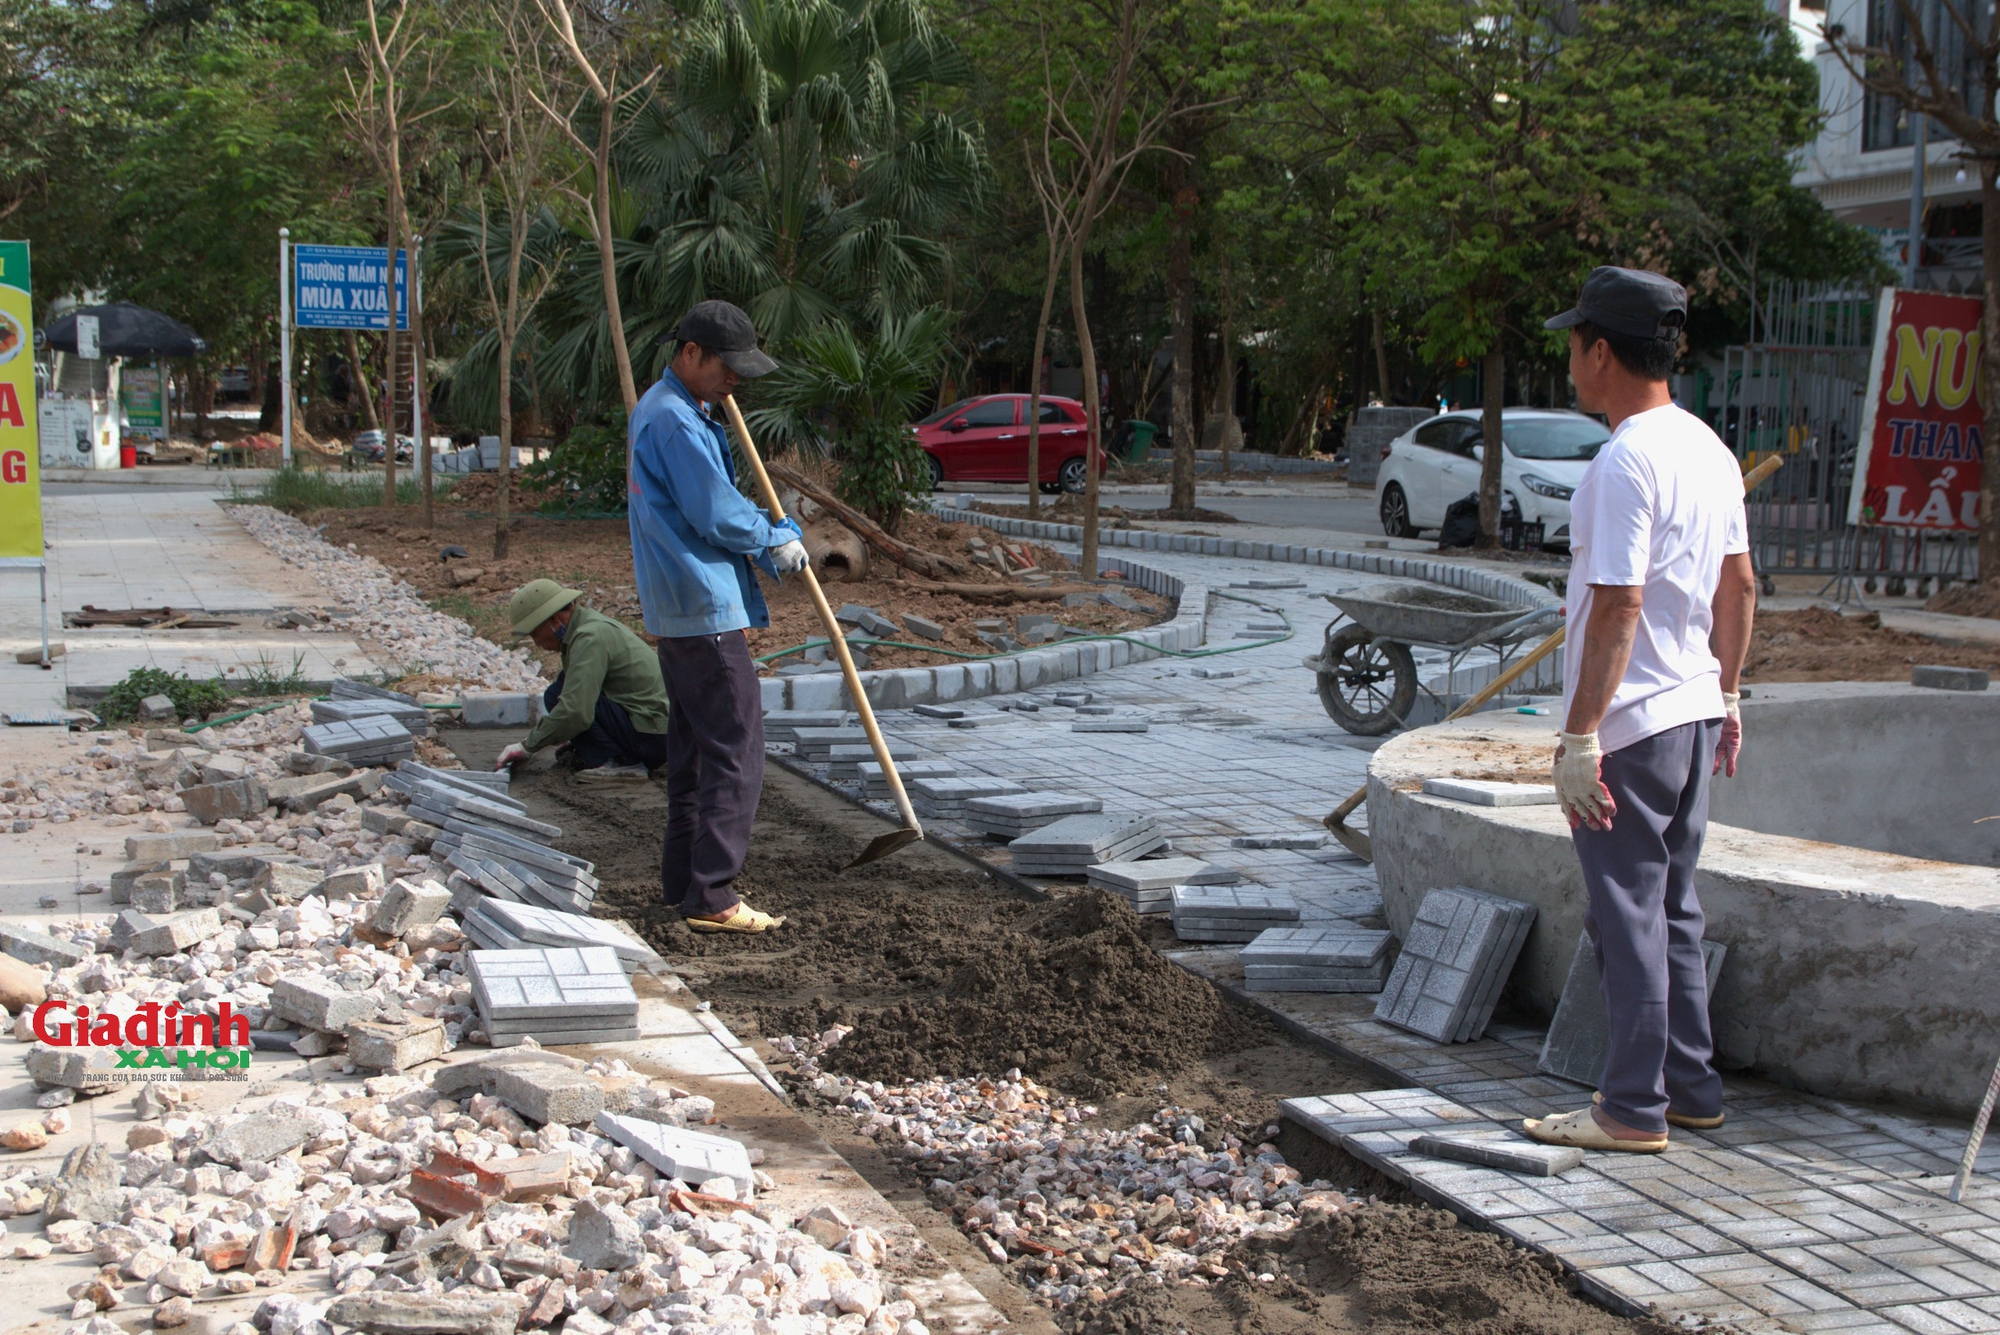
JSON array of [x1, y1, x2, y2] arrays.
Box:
[[1718, 281, 1979, 590]]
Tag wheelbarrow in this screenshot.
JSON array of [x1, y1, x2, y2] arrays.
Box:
[[1301, 581, 1562, 735]]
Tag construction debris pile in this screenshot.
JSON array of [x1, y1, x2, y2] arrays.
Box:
[[3, 1044, 938, 1335], [773, 1030, 1352, 1312], [0, 706, 944, 1335]]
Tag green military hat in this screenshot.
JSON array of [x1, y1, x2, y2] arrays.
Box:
[[506, 579, 582, 635]]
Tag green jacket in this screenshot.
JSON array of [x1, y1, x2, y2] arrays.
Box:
[[523, 605, 670, 752]]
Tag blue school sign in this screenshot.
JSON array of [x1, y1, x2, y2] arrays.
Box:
[[292, 244, 408, 330]]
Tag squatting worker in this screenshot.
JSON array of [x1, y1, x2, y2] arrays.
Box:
[[1522, 266, 1757, 1155], [628, 299, 810, 935], [496, 579, 670, 779]]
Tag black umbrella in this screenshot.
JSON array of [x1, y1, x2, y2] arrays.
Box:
[[37, 302, 207, 358]]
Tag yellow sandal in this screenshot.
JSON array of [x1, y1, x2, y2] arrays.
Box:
[[686, 903, 785, 934]]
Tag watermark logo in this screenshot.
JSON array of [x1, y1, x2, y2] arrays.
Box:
[[33, 1000, 254, 1077]]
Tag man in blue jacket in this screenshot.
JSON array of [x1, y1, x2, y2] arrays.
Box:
[[629, 300, 809, 934]]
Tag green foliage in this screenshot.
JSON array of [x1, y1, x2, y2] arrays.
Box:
[[526, 0, 989, 414], [240, 468, 452, 515], [748, 309, 953, 530], [98, 667, 232, 725], [522, 417, 630, 515]]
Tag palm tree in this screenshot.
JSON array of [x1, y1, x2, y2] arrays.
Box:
[[533, 0, 989, 411], [747, 306, 952, 532]]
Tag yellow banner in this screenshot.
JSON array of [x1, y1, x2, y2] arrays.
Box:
[[0, 241, 40, 558]]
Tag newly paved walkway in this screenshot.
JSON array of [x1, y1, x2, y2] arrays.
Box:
[[0, 488, 384, 716], [779, 535, 2000, 1335]]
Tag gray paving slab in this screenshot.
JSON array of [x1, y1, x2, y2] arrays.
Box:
[[1375, 887, 1533, 1044], [468, 946, 638, 1021], [1421, 777, 1560, 807], [594, 1111, 755, 1194], [1086, 856, 1239, 891], [472, 898, 659, 967], [1010, 813, 1164, 856], [1242, 926, 1391, 968], [1409, 1132, 1585, 1177], [1170, 884, 1302, 920], [1539, 936, 1728, 1086]]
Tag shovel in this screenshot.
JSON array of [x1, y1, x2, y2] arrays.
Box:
[[720, 395, 924, 869], [1323, 453, 1786, 862]]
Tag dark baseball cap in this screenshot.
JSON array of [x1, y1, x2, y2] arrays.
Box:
[[675, 299, 777, 378], [1544, 266, 1687, 340]]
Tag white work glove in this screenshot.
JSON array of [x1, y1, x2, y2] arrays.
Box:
[[768, 539, 810, 574], [1552, 731, 1617, 831], [496, 743, 529, 772], [1713, 691, 1742, 778]]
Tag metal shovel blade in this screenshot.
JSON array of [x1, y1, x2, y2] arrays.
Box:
[[843, 825, 924, 871]]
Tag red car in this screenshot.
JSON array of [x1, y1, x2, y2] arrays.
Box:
[[912, 394, 1102, 493]]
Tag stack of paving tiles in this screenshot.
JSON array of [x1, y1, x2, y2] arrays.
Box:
[[791, 727, 869, 763], [457, 897, 659, 972], [825, 740, 918, 779], [761, 711, 852, 743], [309, 695, 432, 737], [1085, 856, 1238, 914], [469, 946, 639, 1047], [1170, 885, 1301, 942], [1241, 926, 1393, 992], [411, 779, 601, 914], [1008, 813, 1165, 878], [965, 792, 1103, 840], [301, 714, 416, 767], [397, 760, 511, 795], [910, 776, 1028, 820], [859, 758, 955, 799], [440, 836, 598, 915], [1373, 886, 1534, 1043]]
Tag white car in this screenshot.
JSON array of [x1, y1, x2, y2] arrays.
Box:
[[1374, 407, 1609, 548]]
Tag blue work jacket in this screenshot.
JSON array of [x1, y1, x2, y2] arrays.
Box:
[[627, 369, 797, 638]]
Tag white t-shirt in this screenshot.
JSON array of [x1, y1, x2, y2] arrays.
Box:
[[1563, 404, 1748, 753]]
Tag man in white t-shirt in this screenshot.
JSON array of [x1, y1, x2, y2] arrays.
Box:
[[1522, 267, 1758, 1155]]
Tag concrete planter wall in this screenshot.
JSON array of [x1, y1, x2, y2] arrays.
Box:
[[1368, 699, 2000, 1118]]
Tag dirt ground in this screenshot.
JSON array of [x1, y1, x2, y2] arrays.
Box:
[[1930, 581, 2000, 620], [1744, 607, 2000, 682], [1066, 1207, 1686, 1335], [444, 736, 1689, 1334], [314, 507, 1169, 676]]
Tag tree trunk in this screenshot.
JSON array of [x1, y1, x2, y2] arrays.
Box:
[[496, 328, 513, 560], [400, 225, 432, 525], [1168, 177, 1197, 514], [1212, 294, 1236, 477], [594, 102, 638, 415], [1476, 343, 1506, 547], [1070, 213, 1103, 580], [1981, 162, 2000, 585], [1372, 308, 1391, 404], [257, 356, 281, 431], [346, 331, 379, 430], [382, 196, 402, 507], [1026, 229, 1064, 518]]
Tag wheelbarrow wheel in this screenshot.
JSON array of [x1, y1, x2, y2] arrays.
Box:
[[1316, 625, 1417, 735]]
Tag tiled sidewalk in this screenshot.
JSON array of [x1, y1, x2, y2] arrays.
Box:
[[777, 539, 2000, 1334]]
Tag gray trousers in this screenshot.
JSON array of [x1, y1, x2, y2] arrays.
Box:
[[656, 631, 763, 919], [1572, 718, 1725, 1134]]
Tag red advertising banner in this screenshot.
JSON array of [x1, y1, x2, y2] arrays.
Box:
[[1850, 287, 1985, 531]]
